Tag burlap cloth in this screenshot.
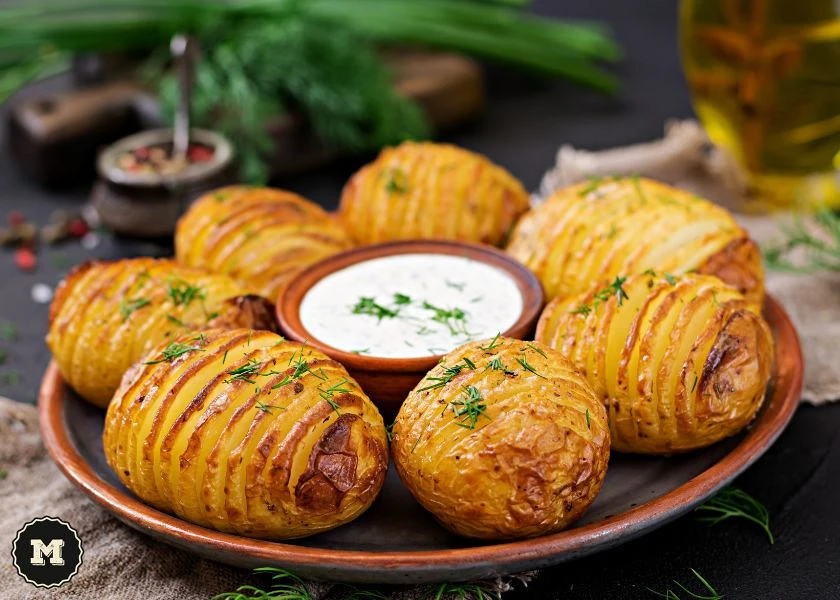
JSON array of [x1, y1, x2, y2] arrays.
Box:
[[2, 123, 837, 597]]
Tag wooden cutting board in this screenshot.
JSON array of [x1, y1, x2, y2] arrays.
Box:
[[7, 50, 484, 186]]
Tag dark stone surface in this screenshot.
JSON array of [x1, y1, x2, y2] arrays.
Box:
[[0, 0, 837, 597]]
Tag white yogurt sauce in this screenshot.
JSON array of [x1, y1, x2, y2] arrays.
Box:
[[299, 253, 523, 358]]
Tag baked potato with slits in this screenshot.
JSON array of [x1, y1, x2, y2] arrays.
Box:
[[176, 186, 352, 301], [535, 272, 773, 454], [391, 337, 609, 540], [506, 177, 764, 303], [339, 141, 530, 246], [103, 328, 388, 539], [47, 258, 277, 408]]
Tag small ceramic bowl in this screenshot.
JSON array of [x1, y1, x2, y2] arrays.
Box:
[[91, 127, 236, 237], [277, 240, 544, 416]]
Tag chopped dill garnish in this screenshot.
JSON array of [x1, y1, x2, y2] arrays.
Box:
[[479, 332, 502, 352], [421, 301, 470, 336], [255, 401, 285, 415], [585, 409, 591, 429], [526, 343, 547, 358], [418, 363, 465, 391], [270, 375, 293, 390], [120, 297, 150, 321], [352, 296, 399, 321], [144, 342, 203, 364], [695, 487, 774, 544], [192, 333, 207, 344], [393, 293, 412, 305], [444, 279, 466, 292], [384, 168, 408, 194], [470, 296, 483, 303], [165, 313, 185, 327], [515, 354, 546, 379], [446, 385, 489, 429], [350, 348, 370, 355], [691, 374, 698, 393], [665, 272, 677, 286], [631, 173, 647, 203], [594, 276, 629, 306], [577, 175, 604, 197], [643, 268, 657, 276], [224, 358, 262, 384], [416, 325, 435, 336], [222, 349, 229, 364], [485, 356, 515, 375], [385, 421, 395, 442], [647, 568, 721, 600], [318, 378, 351, 413], [570, 304, 592, 316], [166, 278, 206, 308], [462, 357, 476, 370], [134, 270, 151, 291]]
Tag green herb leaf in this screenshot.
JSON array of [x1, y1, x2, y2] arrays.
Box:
[[166, 278, 206, 308], [515, 354, 546, 379], [446, 385, 489, 430], [352, 297, 399, 321], [255, 401, 285, 415], [144, 342, 203, 365], [479, 332, 502, 352], [647, 568, 722, 599], [695, 487, 774, 544], [120, 297, 151, 321]]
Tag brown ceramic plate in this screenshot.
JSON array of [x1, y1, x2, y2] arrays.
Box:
[[39, 296, 802, 584]]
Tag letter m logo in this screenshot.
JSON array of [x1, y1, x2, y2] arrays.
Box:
[[30, 539, 65, 566]]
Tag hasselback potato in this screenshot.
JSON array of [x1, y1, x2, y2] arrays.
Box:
[[176, 186, 352, 301], [506, 177, 764, 303], [47, 258, 277, 408], [339, 141, 530, 246], [391, 337, 609, 540], [104, 328, 389, 539], [535, 272, 774, 454]]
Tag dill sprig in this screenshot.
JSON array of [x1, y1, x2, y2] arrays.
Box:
[[515, 353, 545, 379], [318, 378, 351, 414], [695, 487, 774, 544], [255, 401, 285, 415], [421, 301, 471, 336], [570, 304, 592, 316], [384, 168, 409, 194], [479, 332, 502, 352], [224, 358, 262, 384], [485, 356, 515, 375], [119, 297, 150, 321], [446, 385, 489, 430], [573, 275, 630, 314], [144, 342, 203, 364], [393, 293, 412, 305], [418, 363, 465, 392], [213, 567, 312, 600], [763, 209, 840, 273], [166, 278, 206, 308], [352, 297, 399, 321], [430, 582, 501, 600], [525, 343, 547, 358], [647, 568, 722, 600], [385, 421, 395, 442]]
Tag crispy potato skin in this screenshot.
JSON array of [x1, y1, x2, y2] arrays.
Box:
[[175, 186, 352, 301], [391, 338, 609, 540], [103, 328, 389, 539], [535, 273, 774, 454], [46, 258, 274, 408], [338, 142, 530, 246], [506, 178, 764, 303]]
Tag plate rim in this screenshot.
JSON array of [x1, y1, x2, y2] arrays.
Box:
[[38, 295, 803, 578]]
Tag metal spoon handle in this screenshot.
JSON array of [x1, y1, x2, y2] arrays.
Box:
[[171, 34, 193, 161]]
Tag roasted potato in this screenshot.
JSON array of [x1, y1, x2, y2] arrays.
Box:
[[535, 272, 773, 454], [176, 186, 352, 301], [391, 337, 609, 540], [338, 141, 530, 246], [104, 328, 389, 539], [506, 177, 764, 303], [47, 258, 277, 408]]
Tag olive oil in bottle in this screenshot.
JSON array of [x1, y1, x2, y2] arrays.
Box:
[[680, 0, 840, 211]]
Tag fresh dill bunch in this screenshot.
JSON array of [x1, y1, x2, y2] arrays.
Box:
[[695, 486, 774, 544], [160, 15, 428, 183]]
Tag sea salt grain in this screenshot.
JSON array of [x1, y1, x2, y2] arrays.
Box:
[[31, 283, 53, 304]]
